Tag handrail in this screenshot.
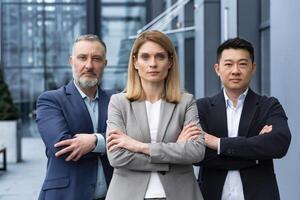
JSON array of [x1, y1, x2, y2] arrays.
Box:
[[136, 0, 190, 34]]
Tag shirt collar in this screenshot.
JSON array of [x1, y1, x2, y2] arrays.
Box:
[[223, 88, 248, 108], [73, 80, 99, 100]]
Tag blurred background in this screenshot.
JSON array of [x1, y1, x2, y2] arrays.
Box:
[[0, 0, 299, 199]]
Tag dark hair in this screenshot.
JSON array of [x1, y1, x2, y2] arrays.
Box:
[[217, 37, 254, 63]]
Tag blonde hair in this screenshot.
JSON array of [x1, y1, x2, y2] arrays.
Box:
[[125, 30, 181, 103]]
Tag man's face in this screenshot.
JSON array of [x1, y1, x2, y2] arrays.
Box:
[[214, 48, 256, 94], [69, 40, 107, 89]]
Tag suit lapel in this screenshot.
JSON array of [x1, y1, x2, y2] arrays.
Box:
[[210, 91, 228, 138], [238, 89, 259, 137], [65, 81, 94, 132], [156, 100, 175, 142], [132, 100, 151, 142]]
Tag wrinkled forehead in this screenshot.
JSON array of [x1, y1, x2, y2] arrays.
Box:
[[72, 40, 106, 56]]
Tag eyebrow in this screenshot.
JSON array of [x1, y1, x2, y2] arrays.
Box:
[[138, 51, 168, 54], [223, 58, 250, 62]]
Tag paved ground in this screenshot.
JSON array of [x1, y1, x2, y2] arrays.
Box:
[[0, 137, 47, 200]]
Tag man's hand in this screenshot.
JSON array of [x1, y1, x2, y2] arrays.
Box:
[[107, 130, 149, 155], [177, 123, 202, 142], [54, 133, 97, 161], [259, 125, 272, 134], [204, 132, 220, 150]]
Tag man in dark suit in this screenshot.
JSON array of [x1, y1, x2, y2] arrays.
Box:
[[36, 34, 113, 200], [196, 37, 291, 200]]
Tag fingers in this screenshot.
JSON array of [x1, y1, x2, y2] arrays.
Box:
[[55, 145, 74, 157], [54, 139, 73, 148], [107, 138, 120, 151], [259, 125, 273, 134], [181, 124, 201, 136], [178, 124, 202, 142], [65, 149, 80, 161]]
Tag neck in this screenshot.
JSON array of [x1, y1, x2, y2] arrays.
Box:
[[78, 84, 98, 100], [224, 88, 247, 107], [142, 81, 164, 103]]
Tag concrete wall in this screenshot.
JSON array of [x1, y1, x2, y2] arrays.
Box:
[[270, 0, 300, 199]]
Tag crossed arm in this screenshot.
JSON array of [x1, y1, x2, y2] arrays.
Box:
[[106, 95, 205, 171], [36, 92, 101, 162], [198, 98, 291, 170]]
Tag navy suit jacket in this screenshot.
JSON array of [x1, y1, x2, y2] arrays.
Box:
[[36, 81, 113, 200], [196, 89, 291, 200]]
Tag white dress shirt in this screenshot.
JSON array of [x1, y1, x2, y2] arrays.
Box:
[[220, 89, 248, 200], [144, 100, 166, 198]]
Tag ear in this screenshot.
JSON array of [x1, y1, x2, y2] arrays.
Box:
[[104, 59, 108, 67], [69, 56, 73, 68], [251, 62, 256, 75], [168, 60, 172, 69], [133, 58, 138, 70], [214, 63, 220, 76]]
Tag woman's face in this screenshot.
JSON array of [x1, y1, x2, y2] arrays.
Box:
[[134, 41, 171, 85]]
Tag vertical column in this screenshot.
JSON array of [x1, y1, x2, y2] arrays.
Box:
[[86, 0, 101, 37], [194, 0, 221, 98], [237, 0, 261, 93]]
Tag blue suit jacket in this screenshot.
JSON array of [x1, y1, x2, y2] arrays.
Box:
[[196, 89, 291, 200], [36, 81, 113, 200]]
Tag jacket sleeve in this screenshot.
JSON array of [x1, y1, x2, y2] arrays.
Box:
[[149, 97, 205, 164], [220, 98, 291, 160], [196, 98, 258, 170], [36, 92, 73, 155], [106, 95, 169, 172], [36, 91, 99, 159]]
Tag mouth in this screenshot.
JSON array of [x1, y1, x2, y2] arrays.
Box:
[[147, 71, 160, 75], [82, 73, 97, 77], [229, 79, 242, 83]]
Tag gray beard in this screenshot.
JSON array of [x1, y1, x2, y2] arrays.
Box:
[[73, 72, 99, 89]]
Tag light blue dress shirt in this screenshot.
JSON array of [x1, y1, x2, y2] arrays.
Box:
[[74, 82, 107, 199]]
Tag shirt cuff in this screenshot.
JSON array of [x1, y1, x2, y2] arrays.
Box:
[[217, 139, 221, 155], [92, 133, 106, 154]]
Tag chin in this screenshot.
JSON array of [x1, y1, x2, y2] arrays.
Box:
[[79, 78, 99, 88]]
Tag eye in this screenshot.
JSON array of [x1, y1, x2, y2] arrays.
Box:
[[77, 55, 87, 61], [224, 63, 232, 67], [92, 57, 104, 62], [155, 53, 167, 60], [239, 62, 248, 68], [139, 53, 150, 60]]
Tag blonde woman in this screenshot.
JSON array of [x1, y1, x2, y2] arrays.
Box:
[[106, 30, 205, 200]]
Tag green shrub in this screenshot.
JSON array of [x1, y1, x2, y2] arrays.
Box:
[[0, 69, 19, 120]]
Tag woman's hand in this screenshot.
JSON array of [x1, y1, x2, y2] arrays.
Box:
[[107, 130, 150, 155], [177, 123, 202, 142]]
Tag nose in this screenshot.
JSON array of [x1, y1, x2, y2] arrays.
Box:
[[231, 64, 241, 75], [149, 57, 157, 68], [84, 58, 93, 70]]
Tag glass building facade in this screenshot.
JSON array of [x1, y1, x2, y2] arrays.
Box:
[[0, 0, 146, 136]]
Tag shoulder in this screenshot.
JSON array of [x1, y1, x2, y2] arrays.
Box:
[[258, 95, 284, 113], [177, 92, 196, 108], [181, 92, 195, 102], [196, 92, 220, 106], [110, 92, 129, 105], [37, 86, 65, 101], [249, 90, 280, 107]]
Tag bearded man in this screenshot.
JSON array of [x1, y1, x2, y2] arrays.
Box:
[[36, 34, 113, 200]]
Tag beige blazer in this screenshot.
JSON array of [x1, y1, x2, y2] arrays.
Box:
[[106, 92, 205, 200]]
